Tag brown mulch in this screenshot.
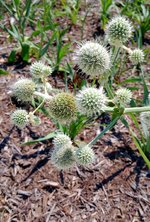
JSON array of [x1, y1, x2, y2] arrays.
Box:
[[0, 1, 150, 222]]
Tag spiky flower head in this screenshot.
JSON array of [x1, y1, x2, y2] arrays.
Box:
[[114, 88, 132, 106], [51, 144, 75, 169], [75, 145, 95, 165], [76, 87, 107, 116], [140, 112, 150, 139], [106, 16, 132, 46], [48, 92, 77, 123], [30, 61, 52, 79], [75, 41, 111, 79], [53, 133, 72, 149], [129, 49, 144, 65], [12, 78, 36, 102], [11, 109, 28, 129]]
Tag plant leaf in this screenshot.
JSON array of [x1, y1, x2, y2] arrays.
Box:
[[22, 132, 56, 145]]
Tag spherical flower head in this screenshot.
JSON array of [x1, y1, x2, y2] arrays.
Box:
[[75, 41, 111, 79], [53, 133, 72, 149], [12, 78, 36, 102], [30, 61, 52, 79], [106, 16, 133, 46], [75, 145, 95, 165], [129, 49, 144, 65], [51, 144, 75, 169], [114, 88, 132, 106], [140, 112, 150, 139], [76, 87, 107, 116], [49, 92, 77, 123], [11, 109, 28, 129]]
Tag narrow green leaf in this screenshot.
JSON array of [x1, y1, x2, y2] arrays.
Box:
[[22, 132, 56, 145], [0, 68, 9, 75], [21, 43, 30, 61], [8, 50, 17, 63]]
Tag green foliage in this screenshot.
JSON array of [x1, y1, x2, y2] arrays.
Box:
[[120, 1, 150, 47], [100, 0, 113, 29]]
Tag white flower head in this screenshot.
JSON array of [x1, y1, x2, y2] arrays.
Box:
[[51, 143, 75, 169], [129, 49, 144, 65], [114, 88, 132, 106], [75, 41, 111, 79], [53, 133, 72, 149], [106, 16, 133, 46], [75, 145, 95, 165], [11, 109, 28, 129], [76, 87, 107, 116], [30, 61, 52, 79], [12, 78, 36, 102]]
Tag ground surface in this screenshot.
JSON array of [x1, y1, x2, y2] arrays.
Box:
[[0, 1, 150, 222]]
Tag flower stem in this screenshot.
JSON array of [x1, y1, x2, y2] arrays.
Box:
[[104, 106, 150, 113]]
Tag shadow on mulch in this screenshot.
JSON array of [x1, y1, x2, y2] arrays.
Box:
[[0, 126, 15, 152], [21, 155, 50, 182], [94, 163, 132, 191], [95, 146, 147, 192]]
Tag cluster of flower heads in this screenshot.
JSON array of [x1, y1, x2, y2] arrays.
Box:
[[74, 16, 144, 80], [9, 16, 147, 172], [51, 133, 95, 169], [11, 109, 41, 129], [11, 61, 53, 103]]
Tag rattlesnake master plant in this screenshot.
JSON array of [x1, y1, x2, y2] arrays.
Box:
[[11, 109, 28, 129], [8, 13, 150, 171], [129, 49, 144, 65], [106, 16, 133, 46], [75, 41, 111, 79], [12, 78, 36, 102], [76, 87, 107, 116], [114, 88, 132, 106], [48, 92, 77, 123], [30, 61, 52, 80]]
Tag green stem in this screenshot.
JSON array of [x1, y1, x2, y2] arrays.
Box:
[[105, 83, 114, 99], [130, 130, 150, 169], [104, 106, 150, 113], [129, 113, 145, 143], [89, 116, 120, 146]]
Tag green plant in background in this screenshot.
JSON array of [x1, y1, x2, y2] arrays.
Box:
[[59, 0, 80, 25], [0, 0, 34, 62], [119, 0, 150, 47], [0, 0, 72, 67], [99, 0, 113, 29]]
